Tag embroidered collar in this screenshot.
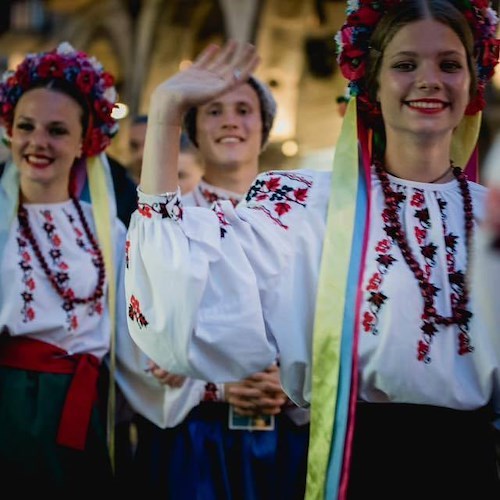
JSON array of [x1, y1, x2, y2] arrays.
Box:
[[194, 179, 243, 208]]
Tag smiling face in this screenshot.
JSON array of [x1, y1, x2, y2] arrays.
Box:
[[377, 18, 471, 142], [195, 83, 262, 170], [11, 87, 83, 201]]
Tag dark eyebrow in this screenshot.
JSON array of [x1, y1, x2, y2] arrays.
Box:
[[389, 49, 465, 58], [16, 115, 68, 127], [206, 99, 254, 108]]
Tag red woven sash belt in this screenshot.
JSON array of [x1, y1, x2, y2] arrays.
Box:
[[0, 334, 100, 451]]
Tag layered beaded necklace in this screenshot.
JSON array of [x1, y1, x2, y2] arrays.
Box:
[[17, 196, 106, 306], [374, 159, 473, 334]]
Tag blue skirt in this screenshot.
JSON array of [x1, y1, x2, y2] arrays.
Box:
[[133, 402, 309, 500]]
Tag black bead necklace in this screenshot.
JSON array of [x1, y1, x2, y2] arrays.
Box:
[[17, 196, 106, 306], [374, 159, 473, 329]]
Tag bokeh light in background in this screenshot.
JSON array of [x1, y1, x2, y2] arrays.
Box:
[[112, 102, 129, 120]]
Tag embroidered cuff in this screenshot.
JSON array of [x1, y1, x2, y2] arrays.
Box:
[[136, 187, 183, 221], [202, 382, 220, 402]]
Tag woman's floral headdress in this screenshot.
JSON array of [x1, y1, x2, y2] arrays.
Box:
[[0, 42, 119, 157], [335, 0, 500, 116]]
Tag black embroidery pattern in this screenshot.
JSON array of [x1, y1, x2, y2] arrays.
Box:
[[16, 234, 36, 323]]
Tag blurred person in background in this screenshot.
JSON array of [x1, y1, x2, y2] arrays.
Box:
[[127, 114, 203, 193]]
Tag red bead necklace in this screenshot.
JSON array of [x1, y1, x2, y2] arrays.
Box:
[[374, 160, 473, 329], [17, 196, 106, 306]]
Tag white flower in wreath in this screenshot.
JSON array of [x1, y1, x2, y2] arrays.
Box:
[[88, 56, 104, 73], [103, 86, 117, 103], [56, 42, 76, 55]]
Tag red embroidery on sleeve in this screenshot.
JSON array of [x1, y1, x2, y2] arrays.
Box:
[[128, 294, 149, 328]]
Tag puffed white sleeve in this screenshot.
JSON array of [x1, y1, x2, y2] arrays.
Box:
[[113, 219, 215, 428], [124, 170, 329, 405]]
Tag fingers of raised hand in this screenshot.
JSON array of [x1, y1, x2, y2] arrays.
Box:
[[193, 39, 259, 85], [224, 42, 260, 83]]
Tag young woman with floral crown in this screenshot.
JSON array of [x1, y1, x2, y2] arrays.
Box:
[[124, 0, 500, 498], [0, 42, 173, 493]]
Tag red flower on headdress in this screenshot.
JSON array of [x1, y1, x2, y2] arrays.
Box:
[[347, 6, 382, 27], [5, 75, 16, 87], [101, 72, 115, 88], [16, 65, 31, 88], [37, 55, 65, 79], [1, 102, 12, 116], [93, 99, 114, 123], [76, 69, 97, 94], [481, 38, 500, 74], [475, 0, 490, 8], [339, 47, 367, 81]]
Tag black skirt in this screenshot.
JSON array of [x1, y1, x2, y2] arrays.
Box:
[[346, 403, 500, 500]]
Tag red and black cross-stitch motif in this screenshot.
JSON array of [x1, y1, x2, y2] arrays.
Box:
[[138, 196, 183, 221], [361, 185, 473, 363], [199, 185, 239, 208], [245, 171, 312, 229], [128, 294, 149, 329], [16, 207, 104, 332]]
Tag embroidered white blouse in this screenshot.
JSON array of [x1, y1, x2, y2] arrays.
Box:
[[125, 168, 500, 418], [1, 200, 114, 359], [0, 199, 178, 428], [138, 179, 310, 427]]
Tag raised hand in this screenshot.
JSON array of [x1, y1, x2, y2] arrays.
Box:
[[149, 39, 260, 126]]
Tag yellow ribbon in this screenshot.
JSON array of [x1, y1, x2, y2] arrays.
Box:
[[306, 98, 359, 500], [451, 113, 481, 171], [87, 154, 116, 470]]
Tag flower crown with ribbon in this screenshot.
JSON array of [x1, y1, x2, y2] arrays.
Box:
[[0, 42, 119, 157], [335, 0, 500, 117]]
